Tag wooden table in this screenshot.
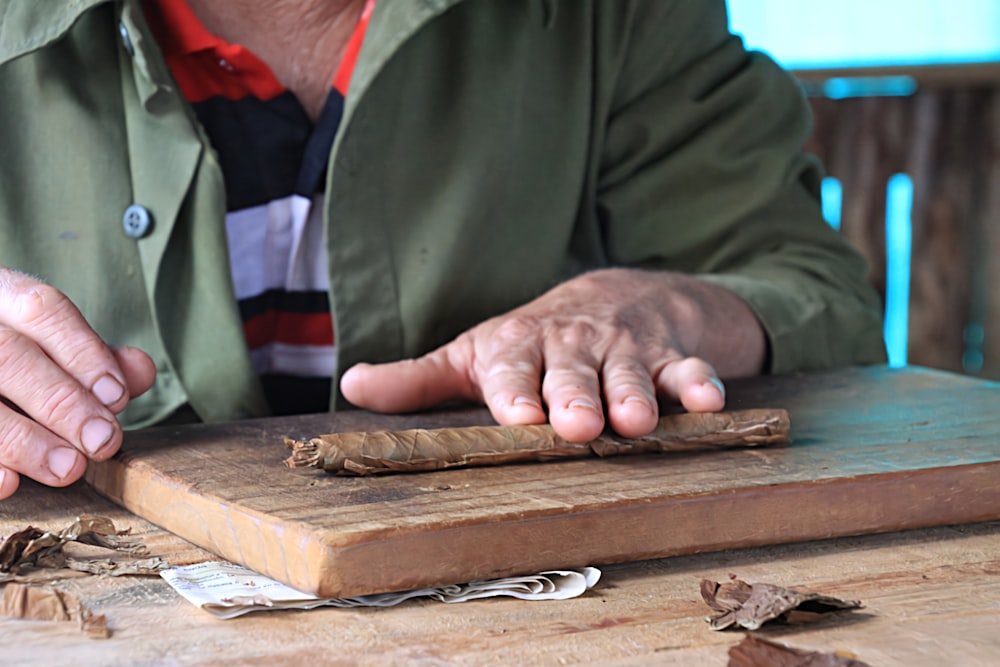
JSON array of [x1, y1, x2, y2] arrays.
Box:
[[2, 366, 999, 666]]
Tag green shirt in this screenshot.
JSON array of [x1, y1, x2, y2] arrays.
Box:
[[0, 0, 887, 428]]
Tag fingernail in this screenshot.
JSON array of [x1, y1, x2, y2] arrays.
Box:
[[92, 375, 126, 406], [513, 396, 541, 408], [568, 398, 598, 411], [48, 447, 79, 479], [707, 377, 726, 399], [81, 417, 115, 455]]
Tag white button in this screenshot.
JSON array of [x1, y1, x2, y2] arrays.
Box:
[[122, 204, 153, 239], [119, 22, 135, 56]]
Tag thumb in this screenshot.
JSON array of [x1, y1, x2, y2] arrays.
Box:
[[340, 348, 476, 413], [113, 346, 157, 402]]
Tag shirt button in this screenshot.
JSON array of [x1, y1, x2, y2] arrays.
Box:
[[119, 22, 135, 56], [122, 204, 153, 239]]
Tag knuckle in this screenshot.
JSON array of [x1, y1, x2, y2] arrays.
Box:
[[484, 358, 539, 381], [0, 415, 36, 468], [63, 345, 104, 375], [603, 358, 649, 380], [542, 366, 600, 395], [0, 330, 86, 422], [494, 316, 540, 343], [32, 382, 84, 426], [605, 378, 652, 397], [554, 321, 600, 348], [9, 282, 70, 328]]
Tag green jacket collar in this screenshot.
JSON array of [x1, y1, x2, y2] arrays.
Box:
[[0, 0, 560, 75], [0, 0, 512, 67], [0, 0, 110, 64]]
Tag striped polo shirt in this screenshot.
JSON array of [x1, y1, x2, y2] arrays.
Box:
[[145, 0, 374, 415]]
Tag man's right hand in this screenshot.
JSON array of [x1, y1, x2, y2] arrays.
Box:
[[0, 268, 156, 500]]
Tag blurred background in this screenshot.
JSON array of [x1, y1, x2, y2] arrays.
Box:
[[727, 0, 1000, 378]]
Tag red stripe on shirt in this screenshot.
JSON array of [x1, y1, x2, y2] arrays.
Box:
[[243, 311, 335, 350], [144, 0, 286, 102], [146, 0, 374, 103], [333, 0, 376, 95]]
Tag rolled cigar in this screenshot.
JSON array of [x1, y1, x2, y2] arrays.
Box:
[[283, 408, 790, 476]]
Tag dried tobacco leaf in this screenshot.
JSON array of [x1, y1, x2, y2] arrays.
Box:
[[0, 527, 45, 572], [66, 556, 169, 577], [702, 575, 863, 631], [285, 408, 791, 475], [0, 515, 162, 581], [728, 634, 871, 667], [1, 582, 109, 639]]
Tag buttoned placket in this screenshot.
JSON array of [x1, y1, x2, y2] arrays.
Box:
[[115, 1, 270, 423]]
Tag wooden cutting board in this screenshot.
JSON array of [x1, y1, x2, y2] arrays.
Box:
[[86, 365, 1000, 598]]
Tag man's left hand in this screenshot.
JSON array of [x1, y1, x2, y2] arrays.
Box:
[[340, 268, 766, 443]]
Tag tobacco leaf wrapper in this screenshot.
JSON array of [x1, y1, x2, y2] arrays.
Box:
[[727, 635, 872, 667], [1, 583, 109, 639], [284, 408, 790, 475], [702, 574, 864, 631]]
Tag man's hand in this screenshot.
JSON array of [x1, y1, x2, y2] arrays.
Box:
[[341, 268, 766, 443], [0, 269, 156, 500]]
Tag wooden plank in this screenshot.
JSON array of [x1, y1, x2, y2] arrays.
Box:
[[85, 366, 1000, 598], [4, 480, 999, 665]]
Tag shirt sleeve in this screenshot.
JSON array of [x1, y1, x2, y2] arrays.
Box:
[[594, 0, 887, 373]]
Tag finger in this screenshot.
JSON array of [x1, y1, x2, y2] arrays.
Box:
[[0, 272, 129, 412], [601, 353, 660, 438], [476, 333, 547, 427], [114, 345, 158, 406], [539, 338, 605, 443], [340, 346, 477, 413], [653, 357, 726, 413], [0, 464, 20, 500], [0, 405, 88, 488], [0, 327, 122, 460]]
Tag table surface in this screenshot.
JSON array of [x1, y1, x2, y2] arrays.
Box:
[[3, 368, 1000, 666]]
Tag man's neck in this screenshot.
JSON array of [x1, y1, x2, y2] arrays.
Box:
[[185, 0, 368, 122]]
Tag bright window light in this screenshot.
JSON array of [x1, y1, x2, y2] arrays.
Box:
[[727, 0, 1000, 69]]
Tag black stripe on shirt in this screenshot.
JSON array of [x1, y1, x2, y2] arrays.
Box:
[[260, 374, 332, 416], [191, 90, 345, 211], [237, 288, 331, 322], [192, 92, 308, 210]]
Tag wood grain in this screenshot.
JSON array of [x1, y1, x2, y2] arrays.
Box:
[[85, 366, 1000, 598], [3, 479, 998, 665]]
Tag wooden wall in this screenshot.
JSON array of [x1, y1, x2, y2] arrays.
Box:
[[800, 65, 1000, 377]]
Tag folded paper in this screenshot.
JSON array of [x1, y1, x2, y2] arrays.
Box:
[[161, 561, 601, 619]]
